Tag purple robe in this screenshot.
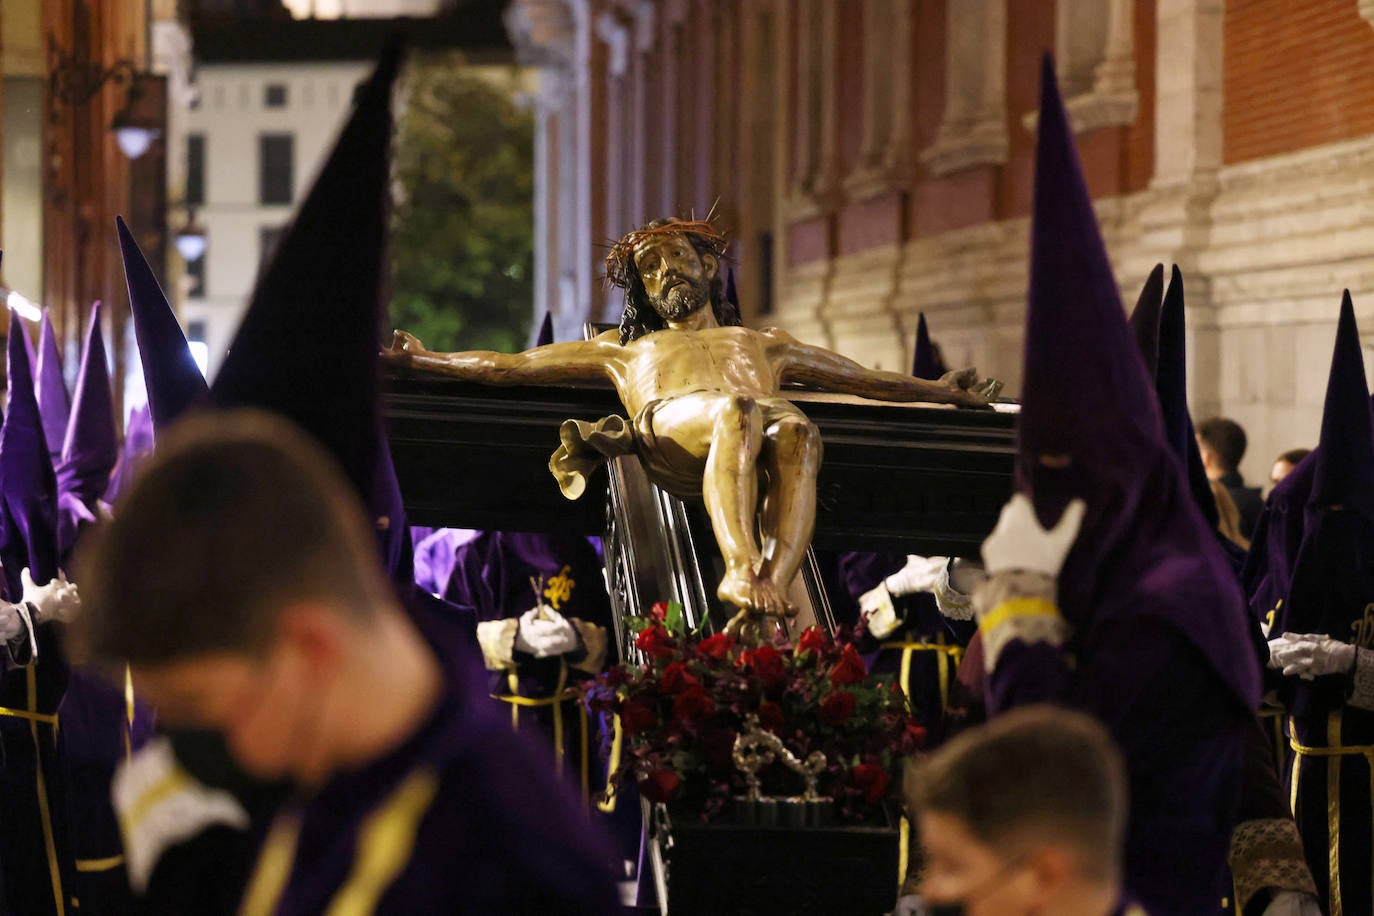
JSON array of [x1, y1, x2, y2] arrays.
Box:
[[36, 310, 70, 465], [1265, 297, 1374, 911], [447, 531, 613, 705], [993, 57, 1260, 913], [241, 617, 619, 915], [0, 310, 73, 916], [56, 303, 118, 562]]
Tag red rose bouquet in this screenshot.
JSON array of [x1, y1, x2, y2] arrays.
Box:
[[585, 601, 925, 822]]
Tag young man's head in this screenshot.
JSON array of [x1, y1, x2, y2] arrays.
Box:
[[76, 409, 401, 785], [605, 217, 740, 343], [1270, 447, 1311, 487], [1196, 417, 1248, 480], [906, 705, 1127, 915]]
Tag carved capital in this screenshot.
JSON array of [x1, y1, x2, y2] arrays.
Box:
[[1021, 88, 1139, 136], [920, 119, 1008, 177], [504, 0, 576, 69]]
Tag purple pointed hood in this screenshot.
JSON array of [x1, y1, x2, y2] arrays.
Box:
[[117, 216, 211, 433], [1305, 292, 1374, 525], [535, 311, 554, 347], [1126, 264, 1165, 380], [102, 405, 153, 508], [1158, 268, 1222, 530], [1017, 55, 1258, 710], [55, 303, 118, 559], [911, 312, 946, 380], [1241, 450, 1316, 627], [1271, 293, 1374, 710], [210, 42, 410, 583], [36, 311, 70, 463], [0, 308, 61, 597]]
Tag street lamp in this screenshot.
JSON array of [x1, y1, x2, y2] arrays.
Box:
[[48, 35, 160, 160], [174, 210, 208, 262]]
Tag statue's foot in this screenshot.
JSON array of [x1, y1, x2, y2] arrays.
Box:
[[718, 568, 789, 618]]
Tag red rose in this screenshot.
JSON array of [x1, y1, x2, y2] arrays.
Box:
[[850, 762, 891, 804], [757, 700, 786, 733], [649, 601, 670, 622], [660, 662, 700, 695], [904, 722, 928, 750], [696, 633, 736, 660], [700, 727, 738, 769], [672, 685, 716, 724], [739, 645, 787, 686], [828, 644, 868, 687], [620, 698, 657, 736], [602, 665, 630, 688], [797, 626, 829, 656], [639, 768, 682, 803], [818, 690, 857, 726], [635, 623, 677, 660]]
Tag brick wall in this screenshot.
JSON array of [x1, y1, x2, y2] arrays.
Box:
[[1224, 0, 1374, 165]]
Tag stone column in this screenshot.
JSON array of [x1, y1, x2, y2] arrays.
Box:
[[920, 0, 1008, 176]]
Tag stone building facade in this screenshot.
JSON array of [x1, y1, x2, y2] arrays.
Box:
[[508, 0, 1374, 485]]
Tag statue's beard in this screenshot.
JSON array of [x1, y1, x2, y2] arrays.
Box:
[[650, 278, 708, 321]]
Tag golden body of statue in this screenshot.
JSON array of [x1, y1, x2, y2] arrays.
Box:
[[385, 218, 1001, 623]]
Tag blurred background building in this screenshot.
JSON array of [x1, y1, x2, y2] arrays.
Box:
[[512, 0, 1374, 485], [3, 1, 1374, 485]]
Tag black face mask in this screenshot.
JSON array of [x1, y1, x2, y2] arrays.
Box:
[[920, 904, 965, 916], [166, 727, 291, 814]]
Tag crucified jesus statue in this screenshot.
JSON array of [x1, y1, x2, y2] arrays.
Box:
[[384, 218, 1002, 624]]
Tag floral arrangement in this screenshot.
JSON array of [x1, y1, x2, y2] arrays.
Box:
[[585, 601, 925, 822]]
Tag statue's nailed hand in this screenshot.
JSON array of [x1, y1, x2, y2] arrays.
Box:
[[940, 367, 1004, 407], [380, 329, 428, 366]]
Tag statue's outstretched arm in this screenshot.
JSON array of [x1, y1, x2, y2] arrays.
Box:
[[383, 329, 618, 386], [773, 333, 1002, 407]]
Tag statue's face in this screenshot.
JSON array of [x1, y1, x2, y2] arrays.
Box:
[[633, 234, 717, 321]]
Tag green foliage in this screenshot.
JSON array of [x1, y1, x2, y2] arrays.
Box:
[[390, 54, 535, 353]]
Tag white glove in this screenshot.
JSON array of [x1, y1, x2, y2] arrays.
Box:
[[514, 605, 580, 658], [0, 601, 26, 642], [21, 568, 80, 624], [1261, 890, 1323, 916], [112, 737, 250, 892], [1267, 632, 1357, 680], [980, 494, 1086, 577], [883, 555, 950, 597], [857, 585, 900, 639]]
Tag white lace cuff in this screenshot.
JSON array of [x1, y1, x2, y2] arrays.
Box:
[[1228, 817, 1316, 907], [975, 570, 1066, 671], [933, 563, 974, 621], [476, 618, 519, 671], [1349, 647, 1374, 711]]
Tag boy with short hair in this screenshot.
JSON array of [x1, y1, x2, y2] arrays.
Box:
[[76, 410, 619, 914], [903, 705, 1141, 916]]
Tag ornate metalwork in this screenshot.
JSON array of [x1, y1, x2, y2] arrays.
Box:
[[47, 34, 139, 109]]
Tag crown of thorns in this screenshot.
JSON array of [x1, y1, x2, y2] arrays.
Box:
[[604, 218, 729, 290]]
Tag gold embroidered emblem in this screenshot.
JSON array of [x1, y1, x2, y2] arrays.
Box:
[[1349, 602, 1374, 649], [544, 565, 575, 610]]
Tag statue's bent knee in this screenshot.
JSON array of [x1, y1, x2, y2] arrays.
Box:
[[769, 415, 821, 454], [719, 394, 758, 422]]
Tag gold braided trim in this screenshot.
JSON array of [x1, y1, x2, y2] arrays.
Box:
[[978, 597, 1060, 634], [0, 705, 59, 726], [75, 855, 125, 873], [880, 639, 966, 716]]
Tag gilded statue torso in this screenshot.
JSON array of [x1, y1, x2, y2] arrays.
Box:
[[610, 326, 786, 416]]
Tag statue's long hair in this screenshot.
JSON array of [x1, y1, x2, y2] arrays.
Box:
[[606, 218, 741, 344]]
